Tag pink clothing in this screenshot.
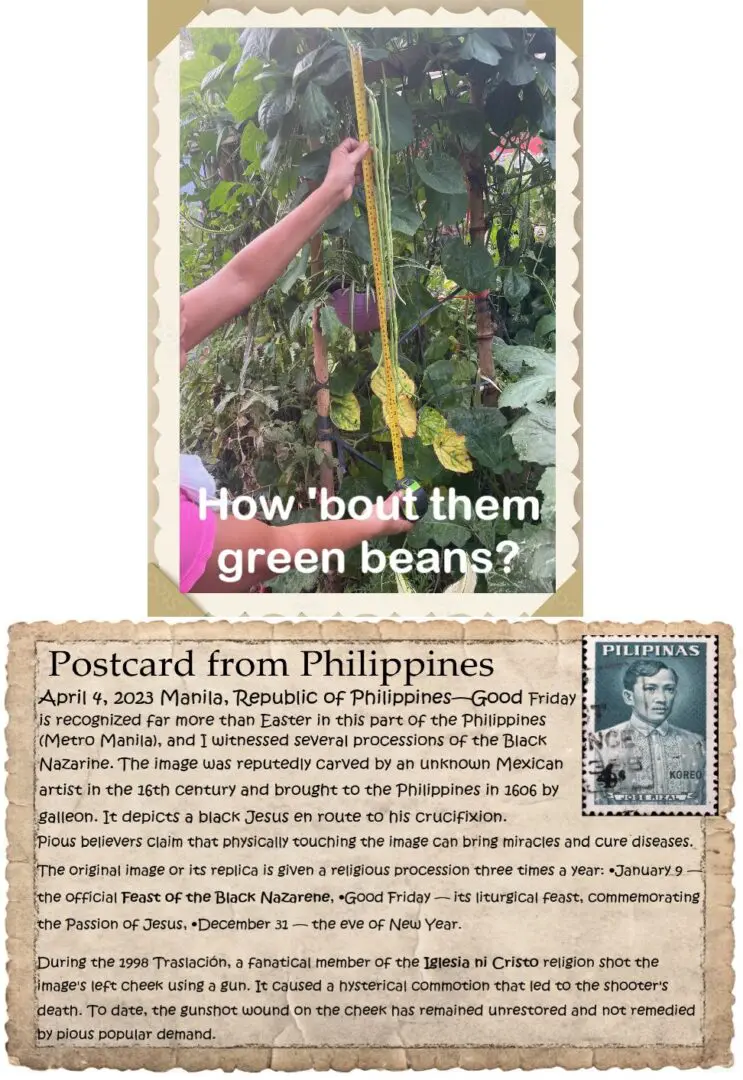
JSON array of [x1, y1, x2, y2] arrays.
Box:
[[180, 490, 216, 592]]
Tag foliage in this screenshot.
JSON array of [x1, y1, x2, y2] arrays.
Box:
[[180, 25, 557, 593]]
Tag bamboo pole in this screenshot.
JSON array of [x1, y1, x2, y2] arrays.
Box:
[[465, 80, 498, 406], [308, 144, 335, 500]]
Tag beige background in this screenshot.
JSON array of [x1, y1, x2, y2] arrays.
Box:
[[6, 621, 733, 1068], [149, 3, 582, 616]]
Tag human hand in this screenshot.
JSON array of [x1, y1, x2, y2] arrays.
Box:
[[322, 137, 370, 204], [372, 492, 416, 537]]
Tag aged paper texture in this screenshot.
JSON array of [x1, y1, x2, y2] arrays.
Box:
[[6, 620, 732, 1069], [150, 4, 582, 616]]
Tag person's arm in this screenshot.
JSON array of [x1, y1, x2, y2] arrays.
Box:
[[193, 493, 412, 593], [181, 139, 369, 361]]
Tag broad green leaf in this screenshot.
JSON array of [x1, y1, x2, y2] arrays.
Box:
[[292, 45, 326, 83], [448, 407, 511, 473], [181, 54, 222, 94], [534, 58, 556, 95], [349, 215, 372, 261], [407, 519, 472, 549], [504, 47, 537, 86], [501, 267, 531, 305], [236, 27, 280, 72], [298, 146, 331, 180], [414, 153, 466, 195], [433, 428, 473, 474], [390, 194, 423, 236], [258, 87, 296, 131], [330, 392, 361, 431], [499, 366, 555, 407], [319, 304, 343, 344], [239, 120, 267, 163], [208, 181, 236, 210], [484, 81, 522, 135], [479, 28, 515, 49], [200, 61, 228, 92], [423, 355, 476, 408], [313, 50, 351, 86], [424, 186, 468, 226], [450, 106, 487, 151], [493, 340, 553, 375], [459, 32, 502, 66], [509, 405, 555, 465], [299, 82, 335, 135], [418, 406, 447, 446], [329, 361, 359, 396], [277, 245, 309, 294], [534, 313, 556, 341], [226, 77, 263, 122], [381, 91, 415, 151], [537, 466, 556, 525], [324, 200, 355, 234], [412, 439, 446, 485], [441, 238, 498, 292]]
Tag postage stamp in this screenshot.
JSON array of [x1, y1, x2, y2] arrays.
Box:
[[582, 635, 719, 815]]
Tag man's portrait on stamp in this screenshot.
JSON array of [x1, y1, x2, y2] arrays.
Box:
[[582, 637, 718, 816]]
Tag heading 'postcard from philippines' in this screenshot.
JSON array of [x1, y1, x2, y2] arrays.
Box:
[[149, 2, 582, 616]]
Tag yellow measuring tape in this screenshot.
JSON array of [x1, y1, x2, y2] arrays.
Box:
[[348, 45, 405, 482]]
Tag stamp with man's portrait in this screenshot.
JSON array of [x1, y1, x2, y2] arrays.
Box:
[[582, 635, 718, 815]]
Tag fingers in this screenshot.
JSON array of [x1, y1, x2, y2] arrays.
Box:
[[347, 140, 371, 166]]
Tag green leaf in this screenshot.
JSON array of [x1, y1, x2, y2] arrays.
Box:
[[413, 154, 466, 195], [299, 82, 335, 135], [236, 28, 280, 72], [258, 87, 296, 131], [424, 186, 468, 226], [292, 45, 327, 83], [459, 32, 502, 66], [501, 267, 531, 305], [534, 313, 556, 341], [208, 181, 237, 210], [329, 362, 359, 396], [441, 238, 498, 292], [423, 355, 476, 408], [297, 146, 331, 180], [484, 82, 522, 136], [534, 58, 556, 95], [381, 91, 414, 151], [277, 245, 309, 294], [324, 200, 355, 234], [499, 366, 555, 408], [390, 194, 423, 236], [449, 106, 487, 151], [239, 120, 268, 164], [226, 77, 263, 122], [504, 48, 537, 86], [509, 405, 555, 465], [418, 406, 448, 446], [537, 466, 556, 525], [349, 215, 372, 262], [200, 61, 228, 92], [319, 305, 343, 344], [330, 392, 361, 431], [448, 407, 511, 473], [181, 54, 222, 94], [494, 340, 550, 375], [407, 519, 472, 549], [268, 567, 319, 593], [314, 49, 351, 86]]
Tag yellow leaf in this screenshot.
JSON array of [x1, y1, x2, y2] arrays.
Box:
[[370, 362, 416, 402], [433, 427, 474, 474], [383, 395, 417, 438], [418, 406, 447, 446], [329, 392, 361, 431]]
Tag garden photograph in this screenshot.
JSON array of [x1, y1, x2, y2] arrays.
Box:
[[179, 25, 558, 595]]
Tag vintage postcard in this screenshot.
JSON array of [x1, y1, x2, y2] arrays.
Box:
[[6, 619, 732, 1069], [149, 2, 582, 616]]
